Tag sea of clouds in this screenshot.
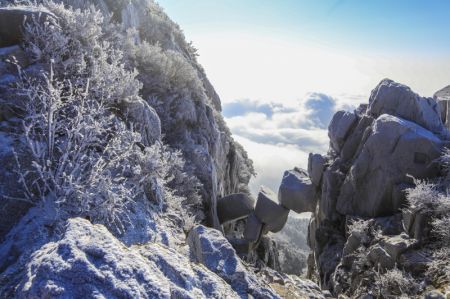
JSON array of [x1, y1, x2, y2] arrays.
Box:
[[223, 93, 365, 198]]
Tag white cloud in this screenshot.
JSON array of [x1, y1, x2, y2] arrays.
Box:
[[233, 135, 309, 197], [224, 92, 365, 197]]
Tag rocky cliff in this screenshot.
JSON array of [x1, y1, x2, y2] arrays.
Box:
[[0, 1, 327, 298], [274, 79, 450, 298]]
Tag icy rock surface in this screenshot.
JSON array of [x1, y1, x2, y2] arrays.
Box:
[[0, 213, 240, 298], [188, 225, 279, 298], [434, 85, 450, 129], [337, 114, 442, 217], [0, 6, 57, 47], [368, 78, 444, 133]]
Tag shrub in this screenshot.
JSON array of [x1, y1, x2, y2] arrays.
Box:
[[375, 267, 420, 298], [13, 1, 202, 233]]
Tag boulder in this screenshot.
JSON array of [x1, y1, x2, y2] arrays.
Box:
[[337, 114, 442, 217], [340, 115, 374, 162], [378, 233, 415, 260], [217, 193, 255, 224], [367, 79, 444, 133], [368, 245, 395, 270], [115, 96, 161, 146], [255, 186, 289, 233], [317, 240, 345, 289], [0, 7, 57, 48], [328, 111, 357, 152], [402, 208, 434, 243], [434, 85, 450, 129], [308, 153, 327, 186], [187, 225, 278, 298], [307, 216, 317, 249], [278, 168, 317, 213], [243, 212, 263, 243], [1, 214, 239, 299], [342, 232, 362, 257], [319, 168, 346, 221], [355, 103, 368, 115], [373, 213, 403, 235]]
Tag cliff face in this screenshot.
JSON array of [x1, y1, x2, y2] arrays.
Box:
[[0, 0, 254, 237], [0, 1, 327, 298]]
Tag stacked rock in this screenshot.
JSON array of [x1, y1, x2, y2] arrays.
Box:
[[218, 168, 322, 255]]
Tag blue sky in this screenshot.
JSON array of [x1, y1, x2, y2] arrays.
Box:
[[158, 0, 450, 55], [157, 0, 450, 198]]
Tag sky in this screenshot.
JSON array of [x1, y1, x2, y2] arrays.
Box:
[[158, 0, 450, 199]]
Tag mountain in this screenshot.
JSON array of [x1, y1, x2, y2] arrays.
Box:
[[0, 0, 325, 298], [0, 0, 449, 298]]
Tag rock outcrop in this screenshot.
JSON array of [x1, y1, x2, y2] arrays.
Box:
[[188, 225, 278, 298], [368, 79, 444, 134], [279, 79, 449, 296], [0, 209, 236, 298], [217, 193, 255, 224], [337, 114, 442, 217], [255, 186, 290, 233], [0, 7, 56, 47], [434, 85, 450, 130], [278, 168, 318, 213]]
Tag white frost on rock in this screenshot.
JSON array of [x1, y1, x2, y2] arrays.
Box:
[[368, 79, 444, 134], [188, 225, 280, 298], [1, 213, 240, 298], [337, 114, 442, 217]]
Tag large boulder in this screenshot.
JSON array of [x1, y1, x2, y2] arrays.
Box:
[[328, 111, 357, 153], [337, 114, 442, 217], [217, 193, 255, 224], [0, 214, 239, 299], [340, 115, 374, 162], [187, 225, 278, 298], [278, 168, 317, 213], [319, 168, 346, 221], [243, 212, 263, 243], [0, 7, 57, 48], [434, 85, 450, 130], [115, 96, 161, 146], [367, 79, 444, 134], [308, 153, 327, 186], [255, 186, 289, 233]]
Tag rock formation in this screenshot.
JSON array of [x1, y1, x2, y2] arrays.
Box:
[[278, 79, 450, 297]]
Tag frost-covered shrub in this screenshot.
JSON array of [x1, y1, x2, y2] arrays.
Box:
[[13, 2, 202, 232], [404, 179, 446, 212], [23, 2, 141, 103], [375, 267, 420, 298], [17, 66, 144, 232], [427, 215, 450, 284], [347, 219, 371, 236], [135, 0, 198, 59], [125, 39, 205, 102], [432, 215, 450, 246], [404, 150, 450, 287]]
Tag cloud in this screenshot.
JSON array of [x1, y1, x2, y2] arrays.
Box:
[[222, 99, 295, 119], [224, 92, 365, 197], [233, 135, 309, 195]]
